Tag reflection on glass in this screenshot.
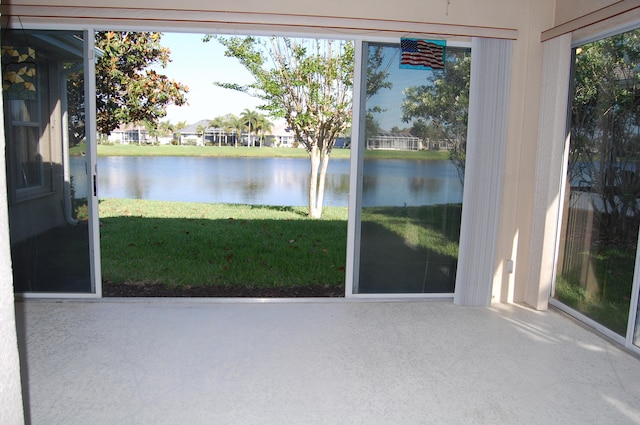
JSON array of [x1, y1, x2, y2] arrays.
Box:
[[555, 29, 640, 335], [357, 42, 469, 293], [3, 30, 92, 293], [635, 301, 640, 347]]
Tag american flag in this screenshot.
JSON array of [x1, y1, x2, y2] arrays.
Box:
[[400, 39, 445, 70]]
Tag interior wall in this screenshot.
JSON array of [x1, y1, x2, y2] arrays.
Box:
[[554, 0, 619, 26], [493, 1, 556, 304], [2, 0, 540, 31]]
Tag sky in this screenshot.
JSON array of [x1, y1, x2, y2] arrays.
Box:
[[157, 32, 264, 125], [367, 45, 436, 131], [155, 33, 437, 131]]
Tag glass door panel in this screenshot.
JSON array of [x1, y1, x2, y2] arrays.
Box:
[[356, 42, 469, 294], [3, 30, 93, 293], [634, 300, 640, 347], [555, 29, 640, 335]]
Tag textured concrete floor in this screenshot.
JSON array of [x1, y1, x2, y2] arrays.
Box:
[[14, 299, 640, 424]]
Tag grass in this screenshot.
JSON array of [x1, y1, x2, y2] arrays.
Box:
[[555, 245, 636, 336], [97, 199, 463, 291], [98, 199, 348, 288], [61, 143, 456, 294], [70, 142, 450, 161], [555, 275, 630, 336], [362, 204, 461, 257], [363, 149, 450, 161], [13, 198, 463, 294], [72, 143, 350, 159]]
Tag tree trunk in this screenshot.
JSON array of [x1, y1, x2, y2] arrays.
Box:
[[309, 145, 321, 218], [316, 149, 330, 216]]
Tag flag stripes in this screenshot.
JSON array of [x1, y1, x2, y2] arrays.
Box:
[[400, 39, 445, 70]]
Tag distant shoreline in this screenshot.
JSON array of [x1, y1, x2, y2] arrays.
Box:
[[70, 143, 450, 161]]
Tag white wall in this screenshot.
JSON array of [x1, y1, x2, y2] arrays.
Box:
[[554, 0, 619, 26], [2, 0, 545, 30], [0, 70, 26, 424]]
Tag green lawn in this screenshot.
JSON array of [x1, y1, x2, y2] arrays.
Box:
[[16, 198, 462, 294], [362, 204, 461, 257], [71, 142, 450, 160], [555, 245, 635, 336], [72, 143, 350, 159], [97, 199, 463, 291], [99, 199, 348, 288]]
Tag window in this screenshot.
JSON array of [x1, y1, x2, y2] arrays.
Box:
[[2, 40, 53, 202]]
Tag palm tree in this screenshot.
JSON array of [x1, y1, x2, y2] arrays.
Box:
[[240, 108, 260, 147], [209, 116, 226, 147], [173, 120, 188, 145], [255, 115, 273, 147], [158, 120, 174, 144], [142, 120, 160, 145], [222, 114, 236, 146], [196, 124, 206, 146], [227, 115, 244, 148], [159, 120, 174, 135]]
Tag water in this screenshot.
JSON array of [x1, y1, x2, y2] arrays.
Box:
[[71, 156, 463, 207]]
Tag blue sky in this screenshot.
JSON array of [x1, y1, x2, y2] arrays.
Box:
[[367, 44, 436, 131], [158, 32, 264, 125], [157, 33, 436, 130]]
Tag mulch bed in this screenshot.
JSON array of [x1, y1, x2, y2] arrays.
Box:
[[102, 281, 345, 298]]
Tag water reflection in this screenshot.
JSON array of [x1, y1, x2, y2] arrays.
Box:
[[71, 156, 463, 207], [409, 177, 443, 195]]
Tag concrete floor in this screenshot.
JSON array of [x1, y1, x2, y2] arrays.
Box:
[[14, 299, 640, 425]]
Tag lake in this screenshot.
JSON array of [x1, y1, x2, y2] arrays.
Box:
[[71, 156, 463, 207]]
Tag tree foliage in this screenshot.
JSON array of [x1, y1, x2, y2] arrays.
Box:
[[68, 31, 189, 145], [96, 31, 189, 135], [213, 36, 354, 218], [401, 50, 471, 183], [364, 45, 393, 140], [240, 108, 261, 147], [209, 116, 226, 146], [570, 29, 640, 244]]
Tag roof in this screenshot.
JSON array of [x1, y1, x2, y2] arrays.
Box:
[[180, 120, 215, 133]]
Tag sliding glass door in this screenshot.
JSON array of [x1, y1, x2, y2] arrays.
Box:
[[3, 29, 98, 294], [554, 28, 640, 348], [354, 42, 469, 294]]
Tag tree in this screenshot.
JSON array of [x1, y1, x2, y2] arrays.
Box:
[[570, 30, 640, 244], [143, 120, 160, 145], [365, 45, 393, 140], [213, 36, 354, 218], [227, 115, 244, 148], [255, 114, 273, 147], [68, 31, 189, 143], [401, 50, 471, 184], [173, 120, 187, 144], [196, 124, 207, 146], [365, 113, 382, 141], [159, 120, 174, 137], [65, 67, 86, 147], [222, 114, 238, 146], [209, 116, 226, 146], [240, 109, 260, 147]]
